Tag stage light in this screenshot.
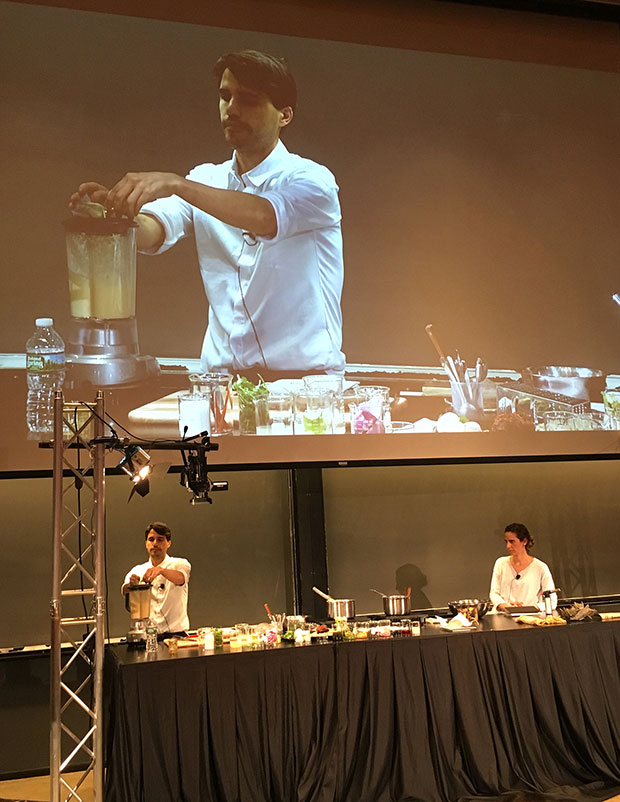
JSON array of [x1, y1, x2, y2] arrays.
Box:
[[116, 444, 152, 498], [90, 432, 226, 504]]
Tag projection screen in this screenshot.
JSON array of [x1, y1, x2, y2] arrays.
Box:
[[1, 0, 620, 470]]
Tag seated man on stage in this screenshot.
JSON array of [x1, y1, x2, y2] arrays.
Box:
[[122, 521, 191, 638]]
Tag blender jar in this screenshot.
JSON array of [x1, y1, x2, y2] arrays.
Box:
[[64, 216, 138, 319]]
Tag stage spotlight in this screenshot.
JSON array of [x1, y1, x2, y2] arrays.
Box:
[[116, 445, 152, 498]]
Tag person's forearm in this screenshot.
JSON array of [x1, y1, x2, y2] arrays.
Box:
[[489, 590, 506, 608], [136, 213, 165, 252], [159, 568, 185, 586], [179, 178, 277, 237]]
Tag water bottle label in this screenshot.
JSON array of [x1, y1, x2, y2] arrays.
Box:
[[26, 353, 65, 372]]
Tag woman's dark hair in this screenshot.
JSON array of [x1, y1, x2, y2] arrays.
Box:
[[214, 50, 297, 111], [145, 522, 171, 541], [504, 522, 534, 551]]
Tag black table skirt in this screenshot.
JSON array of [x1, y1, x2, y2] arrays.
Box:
[[104, 620, 620, 802]]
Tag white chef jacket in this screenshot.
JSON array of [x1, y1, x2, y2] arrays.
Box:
[[489, 556, 556, 611], [140, 140, 346, 374], [122, 554, 191, 634]]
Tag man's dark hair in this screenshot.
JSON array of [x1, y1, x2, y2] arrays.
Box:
[[505, 522, 535, 551], [145, 521, 171, 541], [214, 50, 297, 111]]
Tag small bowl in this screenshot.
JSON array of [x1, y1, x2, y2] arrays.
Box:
[[448, 599, 492, 619], [390, 421, 416, 433]]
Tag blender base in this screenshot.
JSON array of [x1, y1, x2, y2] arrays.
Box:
[[67, 353, 160, 387], [126, 631, 147, 649], [67, 318, 161, 387]]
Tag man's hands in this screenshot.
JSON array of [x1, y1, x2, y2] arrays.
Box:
[[106, 172, 183, 219], [69, 176, 168, 251], [69, 169, 277, 240], [69, 173, 182, 220], [69, 181, 109, 210], [142, 565, 164, 584]]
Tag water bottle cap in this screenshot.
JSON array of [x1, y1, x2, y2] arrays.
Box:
[[35, 317, 53, 327]]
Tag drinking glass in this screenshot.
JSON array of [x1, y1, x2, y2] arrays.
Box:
[[178, 391, 210, 438], [303, 376, 346, 434], [350, 393, 386, 434], [359, 386, 392, 432], [235, 623, 251, 648], [602, 390, 620, 430], [189, 373, 233, 436], [256, 392, 294, 435], [294, 391, 333, 434], [543, 411, 576, 431], [450, 380, 483, 420], [573, 411, 607, 431]]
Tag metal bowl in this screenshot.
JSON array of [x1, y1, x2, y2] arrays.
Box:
[[448, 599, 492, 619], [522, 366, 605, 402]]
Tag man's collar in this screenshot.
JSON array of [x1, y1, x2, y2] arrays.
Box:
[[150, 553, 172, 567], [231, 140, 289, 187]]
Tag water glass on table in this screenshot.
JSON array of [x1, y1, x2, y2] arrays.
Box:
[[294, 390, 333, 434], [350, 390, 386, 434], [602, 390, 620, 430], [303, 376, 346, 434], [255, 392, 294, 435], [189, 373, 233, 435], [543, 411, 576, 431], [178, 391, 210, 437]]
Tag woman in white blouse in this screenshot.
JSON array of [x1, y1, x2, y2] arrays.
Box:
[[490, 523, 556, 612]]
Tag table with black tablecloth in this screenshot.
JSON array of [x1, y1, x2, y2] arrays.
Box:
[[103, 616, 620, 802]]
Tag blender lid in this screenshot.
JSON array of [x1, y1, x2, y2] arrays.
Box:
[[128, 583, 152, 592], [64, 216, 139, 234]]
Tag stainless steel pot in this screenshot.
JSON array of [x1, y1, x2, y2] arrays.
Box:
[[370, 588, 412, 616], [522, 366, 605, 402], [312, 586, 356, 619], [381, 594, 411, 616], [327, 598, 356, 618]]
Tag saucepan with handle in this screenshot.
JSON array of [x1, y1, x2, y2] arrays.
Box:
[[312, 586, 356, 619], [370, 588, 412, 616]]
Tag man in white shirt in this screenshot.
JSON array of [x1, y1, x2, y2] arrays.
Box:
[[122, 521, 191, 637], [70, 50, 345, 377]]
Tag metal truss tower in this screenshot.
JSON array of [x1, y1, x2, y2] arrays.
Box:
[[50, 390, 106, 802]]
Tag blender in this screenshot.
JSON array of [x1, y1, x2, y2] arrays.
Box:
[[64, 214, 160, 386], [125, 582, 153, 647]]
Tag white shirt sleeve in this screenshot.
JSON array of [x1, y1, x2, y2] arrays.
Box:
[[260, 167, 341, 244], [489, 559, 507, 608], [167, 557, 191, 585], [139, 194, 194, 254]]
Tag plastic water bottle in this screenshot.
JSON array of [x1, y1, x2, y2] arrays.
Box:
[[26, 317, 66, 434], [145, 624, 158, 653]]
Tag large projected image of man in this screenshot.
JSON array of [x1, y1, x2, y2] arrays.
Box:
[[70, 50, 346, 377]]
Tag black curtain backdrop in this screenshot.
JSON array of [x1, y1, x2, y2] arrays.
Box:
[[104, 621, 620, 802]]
